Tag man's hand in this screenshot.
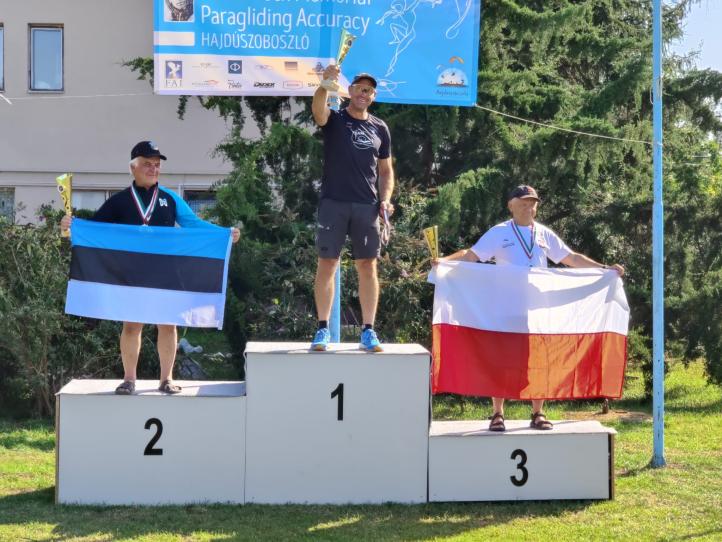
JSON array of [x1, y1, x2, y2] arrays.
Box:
[[60, 215, 72, 233], [380, 200, 395, 218], [231, 227, 241, 244], [609, 263, 625, 277], [322, 64, 340, 84]]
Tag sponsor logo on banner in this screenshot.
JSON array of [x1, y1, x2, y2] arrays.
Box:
[[284, 61, 298, 71], [227, 80, 243, 89], [436, 56, 469, 88], [283, 80, 303, 90], [307, 82, 320, 88], [165, 60, 183, 88], [308, 62, 325, 75], [192, 80, 220, 88], [256, 64, 272, 70], [254, 82, 275, 88], [194, 61, 219, 70], [228, 60, 242, 74]]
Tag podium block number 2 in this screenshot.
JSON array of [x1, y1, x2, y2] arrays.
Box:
[[331, 383, 344, 421], [510, 449, 528, 487], [144, 418, 164, 456]]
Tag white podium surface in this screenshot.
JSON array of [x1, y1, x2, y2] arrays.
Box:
[[244, 342, 431, 504], [56, 379, 246, 505], [429, 420, 616, 502]]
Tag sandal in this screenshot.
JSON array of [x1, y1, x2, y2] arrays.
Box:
[[488, 412, 506, 432], [158, 380, 182, 394], [530, 411, 553, 430], [115, 381, 135, 395]]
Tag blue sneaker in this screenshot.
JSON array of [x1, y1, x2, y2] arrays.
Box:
[[311, 327, 331, 351], [360, 328, 383, 352]]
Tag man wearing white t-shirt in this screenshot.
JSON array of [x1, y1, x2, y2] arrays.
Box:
[[433, 185, 624, 431]]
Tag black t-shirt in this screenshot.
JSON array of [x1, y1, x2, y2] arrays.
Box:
[[320, 108, 391, 204], [92, 181, 213, 230]]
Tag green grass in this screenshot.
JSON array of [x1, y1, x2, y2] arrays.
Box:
[[1, 361, 720, 541]]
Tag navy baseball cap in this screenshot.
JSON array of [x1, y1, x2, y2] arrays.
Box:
[[131, 141, 167, 160], [351, 73, 377, 88], [508, 185, 540, 201]]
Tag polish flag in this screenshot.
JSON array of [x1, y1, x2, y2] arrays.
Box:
[[429, 262, 629, 400]]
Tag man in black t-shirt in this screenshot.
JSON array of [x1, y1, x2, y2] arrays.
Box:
[[310, 68, 396, 352]]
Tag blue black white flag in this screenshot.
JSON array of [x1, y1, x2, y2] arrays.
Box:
[[65, 219, 232, 329]]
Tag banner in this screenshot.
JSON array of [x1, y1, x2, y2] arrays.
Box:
[[429, 262, 629, 400], [154, 0, 481, 106], [65, 219, 232, 329]]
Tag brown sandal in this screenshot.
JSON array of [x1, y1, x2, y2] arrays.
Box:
[[489, 412, 506, 432], [115, 381, 135, 395], [158, 380, 182, 394], [530, 411, 553, 430]]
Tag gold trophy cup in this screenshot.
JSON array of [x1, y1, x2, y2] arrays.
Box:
[[423, 226, 439, 259], [321, 29, 357, 98], [56, 173, 73, 238]]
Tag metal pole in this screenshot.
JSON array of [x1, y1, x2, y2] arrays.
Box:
[[329, 95, 341, 343], [651, 0, 666, 468]]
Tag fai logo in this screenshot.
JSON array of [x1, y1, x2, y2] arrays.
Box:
[[165, 61, 183, 88], [228, 60, 242, 74]]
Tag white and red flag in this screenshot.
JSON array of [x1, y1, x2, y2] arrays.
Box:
[[429, 262, 629, 400]]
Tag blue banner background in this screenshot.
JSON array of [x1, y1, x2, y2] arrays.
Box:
[[154, 0, 481, 106]]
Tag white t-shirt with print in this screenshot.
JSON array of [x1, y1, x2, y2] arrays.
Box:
[[470, 219, 572, 268]]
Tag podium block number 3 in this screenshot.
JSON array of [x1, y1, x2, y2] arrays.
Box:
[[144, 418, 164, 456], [331, 383, 344, 421], [510, 449, 528, 487]]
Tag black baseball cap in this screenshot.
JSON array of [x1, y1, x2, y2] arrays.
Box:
[[351, 73, 377, 88], [131, 141, 167, 160], [508, 185, 540, 202]]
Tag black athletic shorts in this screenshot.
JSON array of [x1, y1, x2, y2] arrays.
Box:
[[315, 198, 380, 260]]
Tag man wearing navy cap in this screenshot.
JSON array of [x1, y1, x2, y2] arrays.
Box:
[[309, 67, 395, 352], [61, 141, 240, 395], [433, 184, 624, 431]]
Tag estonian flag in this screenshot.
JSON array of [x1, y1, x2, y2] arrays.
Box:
[[65, 219, 232, 329]]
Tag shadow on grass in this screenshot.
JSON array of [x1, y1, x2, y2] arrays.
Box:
[[0, 488, 598, 541], [0, 421, 55, 452]]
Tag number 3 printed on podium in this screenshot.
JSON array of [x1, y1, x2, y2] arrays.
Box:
[[510, 449, 528, 486]]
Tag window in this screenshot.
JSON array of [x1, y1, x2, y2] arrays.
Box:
[[0, 188, 15, 223], [29, 25, 63, 91], [183, 190, 217, 215], [72, 190, 107, 212], [0, 25, 4, 91]]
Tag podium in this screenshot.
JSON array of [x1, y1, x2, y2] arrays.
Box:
[[429, 420, 615, 501], [244, 342, 431, 504], [55, 343, 617, 504], [55, 380, 246, 505]]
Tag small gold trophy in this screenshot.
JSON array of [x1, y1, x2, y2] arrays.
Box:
[[56, 173, 72, 238], [321, 29, 357, 95], [423, 226, 439, 259]]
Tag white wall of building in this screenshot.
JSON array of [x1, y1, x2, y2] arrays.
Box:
[[0, 0, 250, 223]]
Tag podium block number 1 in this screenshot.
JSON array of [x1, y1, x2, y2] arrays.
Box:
[[144, 418, 164, 456], [331, 383, 344, 421]]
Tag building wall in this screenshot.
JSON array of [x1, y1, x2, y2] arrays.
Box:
[[0, 0, 247, 223]]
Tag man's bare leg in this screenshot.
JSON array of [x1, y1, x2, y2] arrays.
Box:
[[157, 324, 178, 384], [120, 322, 143, 382], [355, 258, 378, 326], [314, 257, 340, 321]]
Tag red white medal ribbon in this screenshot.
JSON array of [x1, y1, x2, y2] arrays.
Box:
[[511, 220, 535, 260]]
